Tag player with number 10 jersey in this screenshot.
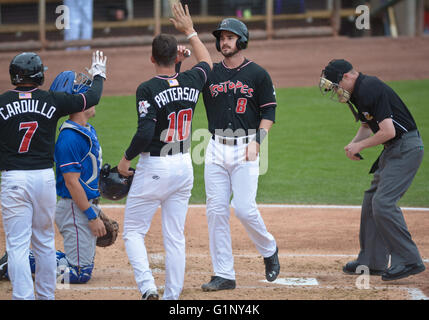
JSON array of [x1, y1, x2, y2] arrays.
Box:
[[117, 4, 212, 298], [130, 62, 209, 157]]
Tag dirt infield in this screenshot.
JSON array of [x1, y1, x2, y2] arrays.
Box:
[[0, 206, 428, 300], [1, 36, 429, 94]]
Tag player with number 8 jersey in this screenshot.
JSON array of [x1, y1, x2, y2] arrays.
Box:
[[200, 18, 280, 292], [0, 51, 106, 300]]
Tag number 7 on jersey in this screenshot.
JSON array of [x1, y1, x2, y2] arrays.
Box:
[[18, 121, 38, 153]]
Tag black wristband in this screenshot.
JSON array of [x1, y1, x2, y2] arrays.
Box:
[[255, 128, 268, 144], [175, 62, 182, 73]]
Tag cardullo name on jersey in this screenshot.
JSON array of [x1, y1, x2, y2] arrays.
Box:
[[0, 99, 56, 120], [154, 87, 199, 109]]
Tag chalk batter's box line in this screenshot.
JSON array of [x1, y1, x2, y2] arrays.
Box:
[[165, 253, 429, 263], [100, 204, 429, 212], [89, 264, 429, 300], [59, 284, 428, 300]]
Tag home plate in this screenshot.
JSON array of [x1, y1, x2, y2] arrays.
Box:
[[261, 277, 319, 286]]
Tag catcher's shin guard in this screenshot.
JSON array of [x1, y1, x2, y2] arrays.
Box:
[[0, 252, 8, 280], [68, 264, 94, 284]]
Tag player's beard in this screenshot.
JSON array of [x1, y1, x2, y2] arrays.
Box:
[[221, 46, 239, 58]]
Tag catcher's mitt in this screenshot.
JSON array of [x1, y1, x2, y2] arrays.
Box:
[[96, 210, 119, 247]]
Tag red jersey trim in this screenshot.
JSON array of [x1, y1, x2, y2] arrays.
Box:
[[194, 67, 207, 83], [222, 60, 253, 70], [155, 73, 179, 80], [10, 88, 38, 93], [60, 162, 81, 168], [260, 102, 277, 108], [80, 93, 87, 111]]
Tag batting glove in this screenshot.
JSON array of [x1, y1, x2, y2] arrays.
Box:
[[87, 50, 107, 79]]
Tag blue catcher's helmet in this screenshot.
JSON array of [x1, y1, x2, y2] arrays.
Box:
[[50, 70, 92, 94]]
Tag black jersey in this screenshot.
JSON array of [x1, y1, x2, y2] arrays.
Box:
[[202, 59, 276, 136], [125, 62, 210, 158], [0, 76, 104, 170], [351, 73, 417, 137]]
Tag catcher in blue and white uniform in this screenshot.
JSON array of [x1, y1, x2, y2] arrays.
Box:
[[53, 70, 107, 284]]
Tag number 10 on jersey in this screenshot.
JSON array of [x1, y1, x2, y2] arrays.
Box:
[[164, 108, 193, 143]]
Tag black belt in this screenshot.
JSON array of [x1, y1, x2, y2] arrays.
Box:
[[148, 141, 190, 157], [371, 129, 419, 174], [211, 135, 250, 146], [383, 129, 419, 147], [149, 151, 189, 157]]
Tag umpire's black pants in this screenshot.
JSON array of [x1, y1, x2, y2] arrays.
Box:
[[357, 130, 424, 270]]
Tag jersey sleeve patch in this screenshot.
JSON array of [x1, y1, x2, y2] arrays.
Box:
[[138, 100, 151, 118]]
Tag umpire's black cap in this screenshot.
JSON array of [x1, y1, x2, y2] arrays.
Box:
[[323, 59, 353, 84]]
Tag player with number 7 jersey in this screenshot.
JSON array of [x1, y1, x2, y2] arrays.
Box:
[[0, 51, 106, 300]]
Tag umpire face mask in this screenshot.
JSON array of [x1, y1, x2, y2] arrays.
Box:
[[319, 72, 351, 103]]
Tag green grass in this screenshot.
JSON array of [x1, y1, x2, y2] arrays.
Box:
[[79, 79, 429, 206]]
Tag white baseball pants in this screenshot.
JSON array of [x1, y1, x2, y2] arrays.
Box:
[[204, 136, 277, 280], [1, 169, 57, 300], [123, 152, 193, 300]]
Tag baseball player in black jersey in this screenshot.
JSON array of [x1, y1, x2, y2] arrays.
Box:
[[0, 50, 106, 299], [320, 59, 425, 281], [200, 18, 280, 292], [117, 2, 212, 300]]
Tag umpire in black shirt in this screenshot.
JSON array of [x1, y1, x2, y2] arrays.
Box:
[[319, 59, 425, 281]]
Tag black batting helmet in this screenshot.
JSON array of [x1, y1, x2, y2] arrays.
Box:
[[99, 164, 134, 201], [9, 52, 47, 86], [213, 18, 249, 51]]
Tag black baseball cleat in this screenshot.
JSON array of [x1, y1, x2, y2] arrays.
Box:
[[264, 247, 280, 282], [142, 288, 159, 300], [381, 263, 426, 281], [201, 276, 236, 292], [0, 252, 8, 280], [342, 260, 385, 276]]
